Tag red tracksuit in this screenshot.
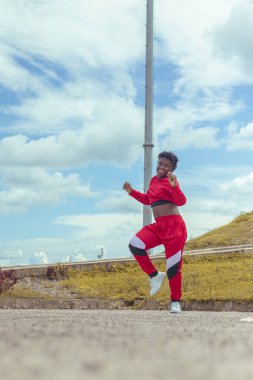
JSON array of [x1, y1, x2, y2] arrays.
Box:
[[129, 175, 187, 301]]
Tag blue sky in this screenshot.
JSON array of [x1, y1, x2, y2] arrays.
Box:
[[1, 0, 253, 266]]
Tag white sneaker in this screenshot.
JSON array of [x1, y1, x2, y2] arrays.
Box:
[[170, 301, 181, 313], [149, 272, 165, 296]]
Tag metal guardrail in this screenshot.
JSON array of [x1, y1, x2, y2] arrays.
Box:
[[2, 244, 253, 276], [182, 244, 253, 255], [185, 243, 253, 253], [93, 244, 253, 262]]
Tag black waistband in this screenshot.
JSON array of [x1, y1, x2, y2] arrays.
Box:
[[151, 200, 174, 208]]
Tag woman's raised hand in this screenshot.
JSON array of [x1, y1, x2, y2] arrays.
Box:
[[123, 181, 133, 194], [167, 172, 177, 188]]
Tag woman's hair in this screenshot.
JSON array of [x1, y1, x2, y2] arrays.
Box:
[[158, 151, 179, 171]]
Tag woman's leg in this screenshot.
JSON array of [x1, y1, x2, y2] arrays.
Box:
[[163, 219, 187, 301], [128, 224, 162, 277], [165, 244, 184, 301]]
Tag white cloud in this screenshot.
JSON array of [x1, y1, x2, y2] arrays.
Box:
[[152, 0, 252, 153], [96, 191, 142, 213], [32, 251, 49, 265], [0, 248, 24, 267], [180, 165, 253, 235], [55, 213, 141, 238], [159, 125, 220, 150], [0, 215, 141, 264], [151, 0, 251, 151], [153, 88, 244, 150], [226, 121, 253, 150], [0, 237, 91, 266], [186, 89, 244, 121], [186, 198, 238, 215], [0, 168, 96, 215], [0, 0, 249, 156], [69, 248, 87, 263], [5, 85, 96, 134], [0, 0, 145, 71], [155, 0, 244, 90], [54, 212, 143, 258], [213, 1, 253, 80], [0, 97, 143, 168], [4, 73, 137, 134], [181, 209, 233, 239], [0, 43, 44, 92], [0, 0, 145, 162], [220, 171, 253, 194]]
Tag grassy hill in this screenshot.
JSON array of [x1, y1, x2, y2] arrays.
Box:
[[185, 211, 253, 250]]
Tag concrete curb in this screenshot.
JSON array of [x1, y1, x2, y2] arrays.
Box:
[[0, 298, 252, 311]]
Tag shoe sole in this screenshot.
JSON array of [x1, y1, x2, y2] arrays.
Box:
[[150, 273, 165, 296]]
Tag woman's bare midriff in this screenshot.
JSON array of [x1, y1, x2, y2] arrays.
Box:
[[152, 203, 180, 218]]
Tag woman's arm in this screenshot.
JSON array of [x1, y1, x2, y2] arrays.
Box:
[[167, 173, 186, 206], [123, 182, 149, 205]]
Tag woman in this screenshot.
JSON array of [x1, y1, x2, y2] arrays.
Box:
[[123, 151, 187, 313]]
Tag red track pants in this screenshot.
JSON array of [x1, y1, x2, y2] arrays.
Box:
[[129, 215, 187, 301]]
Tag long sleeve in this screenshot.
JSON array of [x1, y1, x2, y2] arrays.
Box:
[[170, 182, 187, 206], [128, 176, 186, 207], [129, 189, 150, 205]]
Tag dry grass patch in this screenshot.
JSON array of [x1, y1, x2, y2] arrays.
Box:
[[61, 253, 253, 302], [0, 286, 52, 299], [183, 253, 253, 301], [62, 263, 152, 302], [185, 211, 253, 249]]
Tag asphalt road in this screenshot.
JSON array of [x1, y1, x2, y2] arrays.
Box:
[[0, 309, 253, 380]]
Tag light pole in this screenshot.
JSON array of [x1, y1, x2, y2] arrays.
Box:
[[143, 0, 154, 227]]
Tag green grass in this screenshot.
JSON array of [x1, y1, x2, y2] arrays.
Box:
[[0, 287, 52, 299], [185, 211, 253, 249], [60, 253, 253, 303], [182, 253, 253, 301]]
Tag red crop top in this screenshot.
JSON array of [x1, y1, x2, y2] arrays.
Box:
[[129, 175, 186, 207]]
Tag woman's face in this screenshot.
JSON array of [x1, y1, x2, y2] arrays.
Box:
[[156, 157, 173, 179]]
